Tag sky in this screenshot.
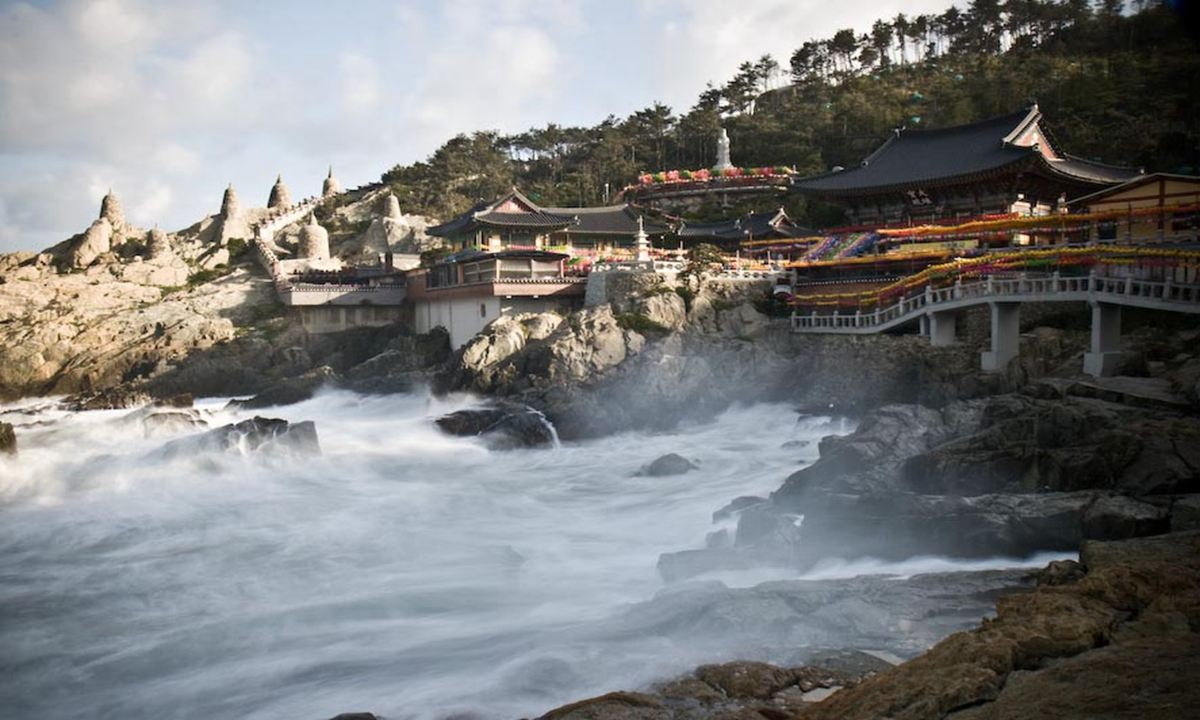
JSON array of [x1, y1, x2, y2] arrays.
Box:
[[0, 0, 957, 253]]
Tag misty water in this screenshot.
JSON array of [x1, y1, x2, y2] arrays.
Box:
[[0, 392, 1061, 719]]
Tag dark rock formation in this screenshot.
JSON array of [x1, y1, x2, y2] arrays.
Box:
[[756, 393, 1200, 565], [226, 366, 338, 410], [0, 421, 15, 455], [435, 403, 556, 450], [638, 453, 698, 477], [155, 416, 320, 458]]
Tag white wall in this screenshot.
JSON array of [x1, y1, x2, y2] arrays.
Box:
[[414, 296, 501, 348]]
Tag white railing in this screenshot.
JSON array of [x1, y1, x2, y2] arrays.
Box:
[[792, 270, 1200, 333]]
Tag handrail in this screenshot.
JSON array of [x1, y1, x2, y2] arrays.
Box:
[[792, 271, 1200, 332]]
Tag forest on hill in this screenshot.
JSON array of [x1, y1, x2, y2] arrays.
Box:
[[380, 1, 1199, 227]]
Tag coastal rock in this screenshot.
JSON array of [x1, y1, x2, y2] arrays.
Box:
[[156, 416, 320, 458], [1171, 495, 1200, 532], [799, 531, 1200, 720], [435, 403, 556, 450], [227, 366, 338, 410], [537, 692, 669, 720], [1082, 494, 1171, 540], [638, 453, 697, 477], [0, 422, 15, 455]]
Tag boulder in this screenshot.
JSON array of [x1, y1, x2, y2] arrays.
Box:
[[1082, 494, 1171, 540], [0, 422, 15, 455], [1034, 559, 1086, 586], [155, 416, 320, 458], [227, 366, 337, 410], [637, 453, 696, 477], [537, 692, 669, 720], [1171, 495, 1200, 532], [435, 403, 556, 450], [694, 661, 798, 700]]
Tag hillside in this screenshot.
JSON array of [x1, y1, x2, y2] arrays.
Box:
[[375, 2, 1199, 227]]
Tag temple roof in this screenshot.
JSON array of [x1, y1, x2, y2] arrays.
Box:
[[793, 106, 1141, 197], [429, 189, 667, 237], [542, 204, 668, 235], [679, 209, 810, 241]]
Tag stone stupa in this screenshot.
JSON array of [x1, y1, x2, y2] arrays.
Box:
[[322, 166, 342, 198], [268, 174, 292, 210], [298, 214, 330, 260]]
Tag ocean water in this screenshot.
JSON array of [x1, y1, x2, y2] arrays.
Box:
[[0, 391, 1059, 719]]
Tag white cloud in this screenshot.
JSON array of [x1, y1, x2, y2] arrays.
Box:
[[340, 52, 381, 116]]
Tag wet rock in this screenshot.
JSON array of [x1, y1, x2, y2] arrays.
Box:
[[227, 366, 337, 410], [0, 422, 15, 455], [1082, 495, 1171, 540], [1171, 495, 1200, 532], [156, 416, 320, 458], [637, 453, 697, 477], [435, 403, 555, 450], [537, 691, 669, 720], [66, 387, 153, 411], [138, 408, 208, 437], [1034, 559, 1086, 586], [734, 506, 802, 551], [656, 547, 756, 583], [712, 496, 765, 523], [325, 714, 378, 720], [800, 532, 1200, 720], [694, 661, 796, 700]]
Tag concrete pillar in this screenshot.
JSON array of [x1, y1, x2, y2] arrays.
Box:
[[980, 301, 1020, 372], [1083, 301, 1122, 377], [919, 314, 930, 338], [929, 310, 957, 346]]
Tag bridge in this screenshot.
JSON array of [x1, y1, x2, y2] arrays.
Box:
[[791, 247, 1200, 377]]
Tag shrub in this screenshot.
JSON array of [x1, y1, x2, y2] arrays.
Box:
[[615, 313, 668, 334]]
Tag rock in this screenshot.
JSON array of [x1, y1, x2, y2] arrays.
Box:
[[537, 692, 669, 720], [713, 496, 766, 522], [0, 422, 15, 455], [694, 661, 797, 700], [1082, 495, 1171, 540], [227, 366, 338, 410], [155, 416, 320, 458], [1171, 495, 1200, 532], [325, 714, 378, 720], [140, 409, 208, 437], [656, 547, 756, 583], [435, 403, 556, 450], [66, 387, 153, 411], [1034, 559, 1086, 586], [799, 531, 1200, 720], [637, 453, 696, 477], [734, 506, 802, 551]]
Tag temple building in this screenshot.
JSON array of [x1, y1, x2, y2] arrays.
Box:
[[1070, 173, 1200, 244], [407, 248, 586, 347], [678, 208, 812, 252], [428, 188, 666, 256], [792, 105, 1142, 226]]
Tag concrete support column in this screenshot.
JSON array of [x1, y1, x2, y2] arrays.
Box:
[[919, 314, 930, 338], [929, 310, 957, 346], [1083, 301, 1122, 377], [980, 301, 1021, 372]]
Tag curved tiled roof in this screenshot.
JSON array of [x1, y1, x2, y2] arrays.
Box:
[[794, 108, 1140, 196], [542, 204, 668, 235]]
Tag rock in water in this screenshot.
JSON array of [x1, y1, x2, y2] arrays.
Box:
[[156, 416, 320, 458], [435, 403, 556, 450], [638, 453, 697, 477], [0, 422, 15, 455]]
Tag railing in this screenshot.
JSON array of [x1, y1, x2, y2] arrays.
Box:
[[792, 270, 1200, 332]]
